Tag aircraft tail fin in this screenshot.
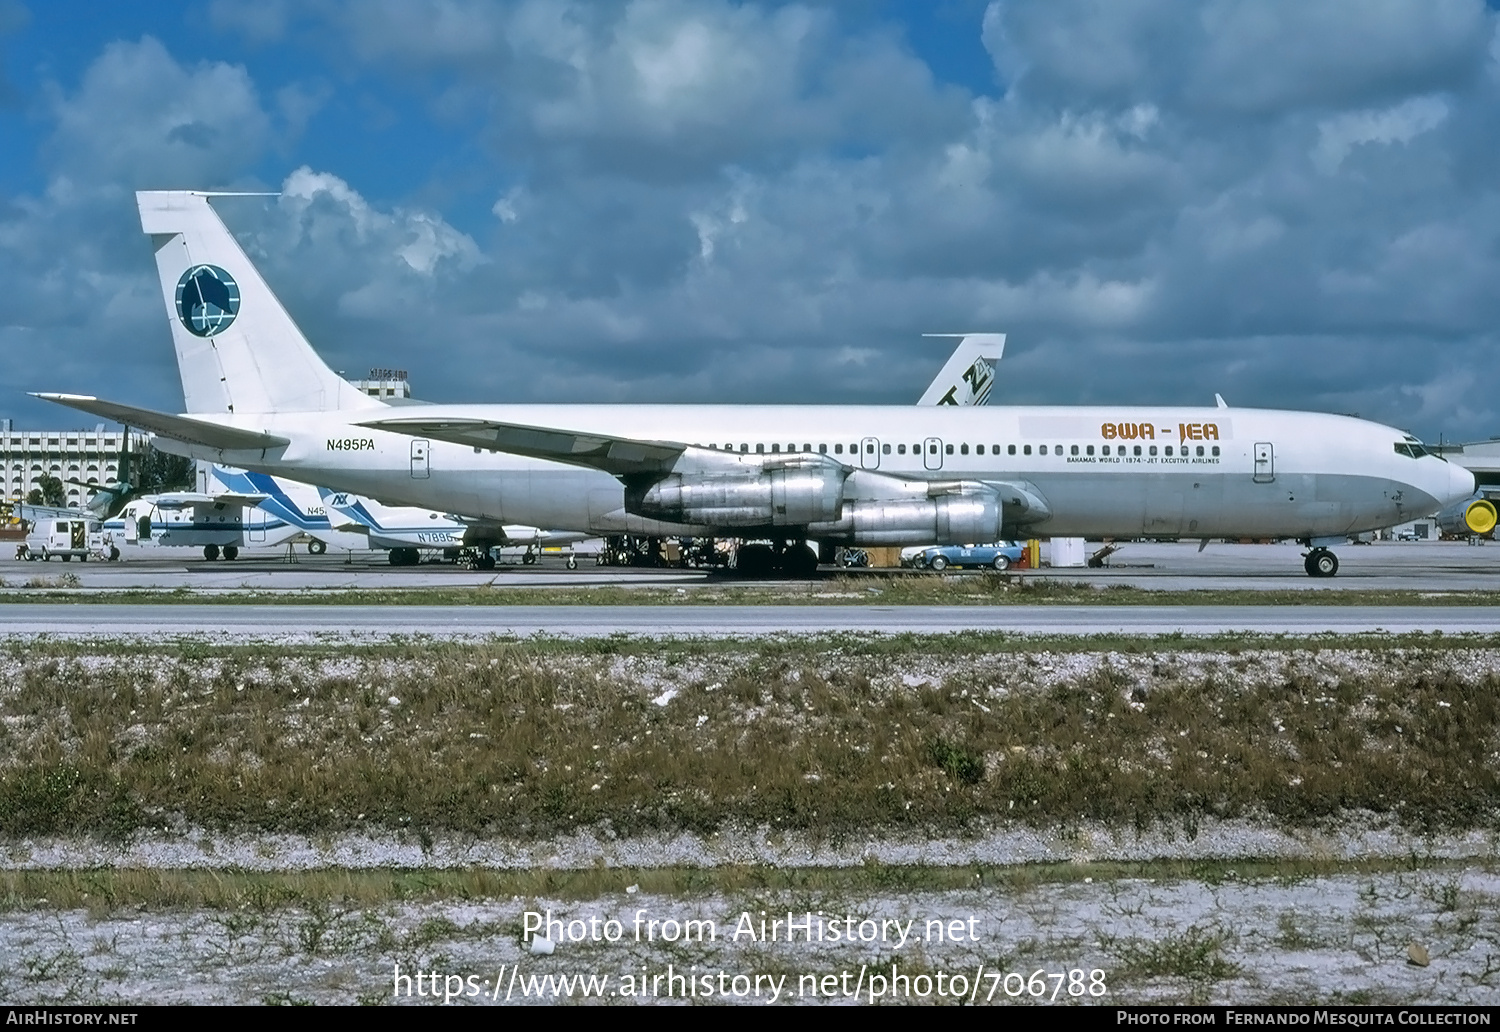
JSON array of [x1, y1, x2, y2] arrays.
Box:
[[918, 333, 1004, 406], [211, 467, 327, 532], [317, 486, 384, 531], [137, 191, 384, 416]]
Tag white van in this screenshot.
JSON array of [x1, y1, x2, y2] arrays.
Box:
[[22, 518, 106, 561]]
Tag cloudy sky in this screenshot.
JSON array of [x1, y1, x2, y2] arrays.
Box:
[[3, 0, 1500, 443]]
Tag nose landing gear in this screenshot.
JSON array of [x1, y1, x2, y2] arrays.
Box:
[[1303, 547, 1339, 577]]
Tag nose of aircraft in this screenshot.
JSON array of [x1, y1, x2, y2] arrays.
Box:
[[1445, 459, 1477, 506]]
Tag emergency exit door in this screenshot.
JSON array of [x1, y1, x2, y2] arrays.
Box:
[[411, 439, 431, 479], [924, 438, 943, 471], [1253, 442, 1274, 483]]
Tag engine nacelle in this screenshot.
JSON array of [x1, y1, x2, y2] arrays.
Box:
[[807, 483, 1004, 545], [626, 461, 847, 527], [1436, 494, 1498, 537]]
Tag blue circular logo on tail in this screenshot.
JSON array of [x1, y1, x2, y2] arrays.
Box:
[[175, 265, 240, 337]]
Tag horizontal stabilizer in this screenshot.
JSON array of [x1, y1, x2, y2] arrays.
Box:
[[360, 416, 690, 477], [31, 394, 290, 452]]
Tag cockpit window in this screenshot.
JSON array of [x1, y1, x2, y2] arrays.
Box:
[[1395, 440, 1434, 459]]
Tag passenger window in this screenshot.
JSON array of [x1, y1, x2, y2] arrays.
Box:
[[1196, 446, 1204, 456], [1087, 445, 1095, 456], [1070, 445, 1079, 456], [1134, 445, 1142, 456], [945, 444, 954, 455], [1164, 446, 1173, 456], [1007, 444, 1016, 455], [882, 444, 891, 454], [1039, 445, 1047, 456], [757, 444, 766, 454], [1211, 446, 1219, 457], [866, 443, 874, 454], [1023, 445, 1032, 455], [771, 444, 780, 453], [897, 444, 906, 455], [1149, 446, 1157, 456], [740, 444, 748, 452], [834, 444, 843, 454], [818, 444, 827, 454], [976, 444, 984, 455], [1101, 446, 1110, 456]]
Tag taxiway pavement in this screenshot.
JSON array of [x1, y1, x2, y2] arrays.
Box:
[[2, 603, 1497, 638], [4, 539, 1500, 592]]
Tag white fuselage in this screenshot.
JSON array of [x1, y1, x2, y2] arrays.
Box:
[[151, 403, 1474, 542]]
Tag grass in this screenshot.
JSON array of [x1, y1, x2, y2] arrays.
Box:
[[2, 856, 1488, 912], [9, 572, 1500, 606], [1108, 925, 1240, 983], [0, 637, 1497, 841]]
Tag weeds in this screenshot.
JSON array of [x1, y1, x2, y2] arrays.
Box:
[[0, 641, 1496, 840], [1109, 925, 1240, 982]]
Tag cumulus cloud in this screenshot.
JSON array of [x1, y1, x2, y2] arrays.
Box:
[[9, 2, 1500, 444], [984, 0, 1490, 116], [45, 37, 272, 187], [1311, 95, 1450, 174]]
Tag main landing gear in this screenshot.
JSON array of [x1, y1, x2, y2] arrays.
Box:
[[1302, 547, 1339, 578], [734, 540, 818, 578]]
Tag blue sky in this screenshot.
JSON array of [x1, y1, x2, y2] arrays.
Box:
[[3, 0, 1500, 444]]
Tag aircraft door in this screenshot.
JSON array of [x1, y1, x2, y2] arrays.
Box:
[[861, 437, 881, 470], [411, 439, 431, 479], [1253, 443, 1275, 483], [924, 437, 943, 471]]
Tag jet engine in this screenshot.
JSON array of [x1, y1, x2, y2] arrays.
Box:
[[1435, 493, 1498, 537], [807, 481, 1005, 545], [625, 457, 847, 527]]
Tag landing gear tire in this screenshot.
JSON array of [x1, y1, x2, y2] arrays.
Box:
[[993, 555, 1010, 571], [108, 546, 120, 561], [929, 555, 949, 572], [566, 554, 578, 570], [307, 540, 327, 556], [522, 550, 537, 565], [478, 552, 496, 571], [780, 544, 818, 578], [1304, 548, 1338, 577], [388, 548, 419, 566], [204, 544, 220, 561], [736, 544, 776, 577], [223, 546, 239, 561]]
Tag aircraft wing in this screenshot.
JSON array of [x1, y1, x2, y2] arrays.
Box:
[[150, 492, 269, 509], [359, 416, 701, 477], [31, 394, 291, 452]]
